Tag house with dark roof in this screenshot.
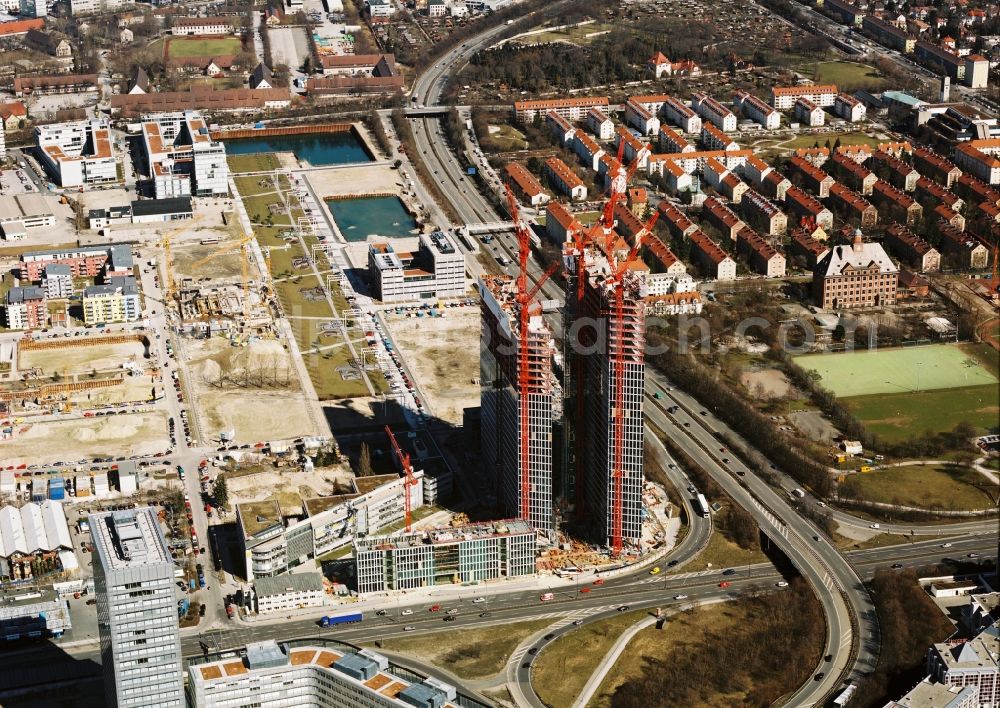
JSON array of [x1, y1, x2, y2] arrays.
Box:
[[128, 67, 150, 95], [250, 63, 273, 90]]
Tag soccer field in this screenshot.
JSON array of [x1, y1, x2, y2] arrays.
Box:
[[166, 37, 243, 59], [794, 344, 997, 398]]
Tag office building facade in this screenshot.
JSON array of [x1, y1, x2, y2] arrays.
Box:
[[90, 507, 184, 708]]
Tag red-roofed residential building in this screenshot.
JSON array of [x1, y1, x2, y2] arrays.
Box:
[[912, 146, 962, 188], [934, 204, 965, 231], [689, 229, 737, 281], [785, 185, 833, 231], [658, 125, 694, 154], [0, 18, 45, 38], [657, 201, 699, 240], [914, 177, 963, 212], [513, 96, 609, 123], [790, 228, 830, 268], [544, 157, 587, 201], [504, 163, 549, 207], [794, 147, 830, 167], [615, 126, 651, 170], [573, 132, 605, 172], [828, 152, 878, 195], [794, 97, 825, 127], [770, 84, 838, 110], [546, 111, 577, 146], [761, 169, 791, 201], [954, 139, 1000, 184], [701, 196, 745, 241], [735, 226, 786, 277], [827, 183, 877, 228], [938, 223, 989, 268], [545, 202, 582, 244], [869, 150, 920, 191], [884, 223, 941, 272], [788, 156, 835, 198], [740, 189, 787, 235], [871, 181, 922, 225]]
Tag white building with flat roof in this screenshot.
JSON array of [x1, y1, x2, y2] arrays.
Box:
[[35, 119, 118, 188], [90, 507, 184, 708], [368, 231, 465, 303], [188, 642, 459, 708], [141, 111, 228, 198]]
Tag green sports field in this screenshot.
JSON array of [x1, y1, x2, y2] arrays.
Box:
[[845, 385, 999, 442], [166, 36, 243, 59], [795, 345, 997, 398]]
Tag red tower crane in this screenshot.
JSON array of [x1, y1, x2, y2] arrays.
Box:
[[385, 425, 418, 533], [505, 184, 559, 525], [604, 209, 658, 556]]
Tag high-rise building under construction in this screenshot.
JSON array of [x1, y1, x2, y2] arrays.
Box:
[[564, 236, 648, 550], [479, 274, 560, 534]]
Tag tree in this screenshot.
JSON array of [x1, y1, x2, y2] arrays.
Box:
[[358, 442, 373, 477], [214, 476, 229, 510]]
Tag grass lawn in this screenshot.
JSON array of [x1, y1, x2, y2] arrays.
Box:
[[680, 504, 767, 573], [302, 350, 369, 399], [531, 22, 614, 45], [486, 124, 528, 151], [846, 384, 999, 441], [803, 60, 889, 90], [533, 609, 656, 707], [235, 174, 280, 197], [166, 36, 243, 59], [986, 458, 1000, 472], [841, 465, 994, 511], [783, 131, 881, 150], [795, 344, 998, 398], [227, 153, 281, 173], [835, 532, 923, 551], [369, 618, 553, 680]]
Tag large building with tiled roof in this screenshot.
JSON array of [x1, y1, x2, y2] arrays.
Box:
[[513, 96, 609, 123], [883, 223, 941, 272], [770, 84, 837, 110], [954, 139, 1000, 184], [544, 157, 587, 201], [140, 110, 229, 198], [813, 231, 898, 309]]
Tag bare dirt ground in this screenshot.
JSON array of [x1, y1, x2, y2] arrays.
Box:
[[171, 240, 245, 282], [71, 375, 158, 406], [385, 309, 479, 425], [20, 341, 147, 376], [226, 465, 352, 508], [306, 164, 402, 198], [740, 368, 792, 398], [0, 411, 170, 465], [184, 336, 317, 443], [788, 410, 840, 443]]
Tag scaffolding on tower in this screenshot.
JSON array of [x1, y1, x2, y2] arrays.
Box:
[[505, 184, 559, 525]]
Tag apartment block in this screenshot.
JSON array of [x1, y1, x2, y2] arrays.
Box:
[[82, 276, 141, 325], [789, 155, 834, 198], [739, 188, 787, 235], [659, 159, 694, 193], [657, 200, 699, 239], [912, 146, 962, 188], [823, 0, 865, 25], [701, 123, 738, 151], [661, 95, 702, 134], [546, 110, 576, 146], [790, 227, 830, 268], [612, 202, 688, 281], [735, 226, 786, 277], [480, 275, 558, 534], [625, 99, 660, 136], [883, 223, 941, 272], [954, 140, 1000, 185], [862, 15, 915, 53], [692, 93, 737, 132], [573, 132, 605, 172], [795, 147, 830, 167], [689, 229, 737, 281], [702, 158, 748, 203], [141, 111, 228, 198], [938, 223, 989, 268], [794, 97, 825, 127], [513, 96, 609, 123], [544, 157, 587, 201], [586, 107, 613, 140], [504, 163, 548, 207], [915, 177, 963, 212], [935, 204, 965, 231], [4, 286, 46, 329], [827, 183, 877, 228], [770, 84, 837, 111], [368, 231, 466, 303], [732, 91, 780, 129], [35, 119, 118, 188], [355, 520, 535, 593], [884, 679, 978, 708], [42, 263, 72, 299], [813, 233, 898, 309], [927, 625, 1000, 706], [615, 126, 651, 170], [739, 154, 774, 185], [545, 201, 582, 244], [701, 196, 745, 241], [188, 642, 462, 708], [869, 150, 919, 191], [834, 93, 866, 122], [829, 151, 878, 195], [647, 149, 752, 179], [658, 125, 694, 154], [785, 185, 833, 230], [871, 181, 922, 225], [20, 244, 131, 282], [90, 508, 183, 708]]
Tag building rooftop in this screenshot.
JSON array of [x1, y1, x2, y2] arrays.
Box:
[[886, 678, 978, 707], [357, 519, 534, 553], [237, 499, 283, 540], [89, 506, 170, 570], [254, 571, 324, 597]]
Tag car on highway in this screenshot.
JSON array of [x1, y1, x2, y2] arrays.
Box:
[[428, 604, 441, 612], [400, 609, 413, 616], [667, 560, 679, 567], [472, 597, 486, 603], [649, 567, 661, 575], [593, 578, 604, 585], [941, 542, 953, 548], [443, 615, 456, 622], [776, 581, 789, 588], [375, 609, 387, 616], [814, 672, 825, 681], [968, 553, 981, 559], [721, 458, 730, 464], [446, 608, 459, 615], [403, 626, 415, 631], [527, 647, 539, 655], [572, 619, 584, 625], [579, 586, 591, 593], [544, 633, 555, 641], [673, 594, 688, 600], [718, 581, 731, 589], [617, 605, 630, 612], [722, 569, 736, 576], [891, 563, 903, 569]]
